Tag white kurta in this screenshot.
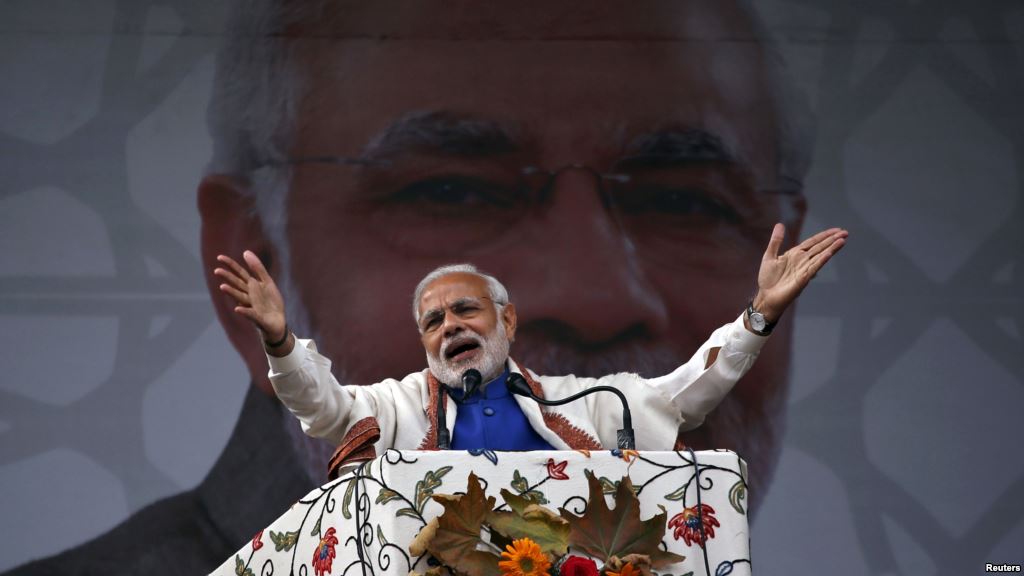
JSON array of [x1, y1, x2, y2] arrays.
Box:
[[268, 313, 767, 461]]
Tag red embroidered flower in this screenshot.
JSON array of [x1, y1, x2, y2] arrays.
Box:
[[312, 527, 339, 576], [251, 529, 264, 551], [668, 504, 720, 547], [546, 458, 569, 480], [559, 555, 598, 576]]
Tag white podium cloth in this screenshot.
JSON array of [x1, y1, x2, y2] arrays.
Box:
[[212, 450, 751, 576]]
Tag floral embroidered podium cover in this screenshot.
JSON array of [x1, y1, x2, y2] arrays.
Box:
[[211, 450, 751, 576]]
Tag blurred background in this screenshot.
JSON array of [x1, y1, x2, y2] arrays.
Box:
[[1, 1, 1021, 573]]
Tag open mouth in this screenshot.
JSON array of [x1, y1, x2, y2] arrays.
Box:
[[445, 339, 481, 362]]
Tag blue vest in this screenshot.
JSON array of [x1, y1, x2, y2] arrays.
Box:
[[449, 369, 555, 451]]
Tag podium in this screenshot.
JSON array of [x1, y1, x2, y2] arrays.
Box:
[[211, 450, 751, 576]]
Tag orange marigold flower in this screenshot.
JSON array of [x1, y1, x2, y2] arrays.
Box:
[[606, 562, 641, 576], [498, 538, 551, 576]]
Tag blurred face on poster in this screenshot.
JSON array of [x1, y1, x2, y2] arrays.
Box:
[[201, 1, 808, 506]]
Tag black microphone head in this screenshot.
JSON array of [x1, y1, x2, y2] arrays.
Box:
[[461, 369, 482, 396], [506, 373, 533, 397]]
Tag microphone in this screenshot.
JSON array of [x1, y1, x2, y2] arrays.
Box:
[[506, 373, 636, 450], [461, 369, 482, 399], [437, 369, 484, 450]]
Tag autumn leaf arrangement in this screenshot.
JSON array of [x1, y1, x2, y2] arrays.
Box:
[[410, 471, 684, 576]]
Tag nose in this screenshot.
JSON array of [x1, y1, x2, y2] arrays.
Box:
[[501, 169, 670, 344], [441, 311, 465, 339]]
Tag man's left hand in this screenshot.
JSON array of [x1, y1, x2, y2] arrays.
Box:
[[752, 223, 848, 323]]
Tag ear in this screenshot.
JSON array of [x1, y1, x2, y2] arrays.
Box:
[[501, 302, 518, 343], [199, 174, 279, 396]]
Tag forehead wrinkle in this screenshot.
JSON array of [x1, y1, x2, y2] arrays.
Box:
[[362, 110, 527, 160], [419, 295, 483, 321]]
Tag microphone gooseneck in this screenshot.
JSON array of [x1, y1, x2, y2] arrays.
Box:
[[436, 389, 450, 449], [505, 373, 636, 449], [436, 368, 485, 449]]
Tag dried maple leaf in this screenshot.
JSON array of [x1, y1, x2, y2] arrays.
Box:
[[559, 471, 684, 568], [486, 489, 570, 556], [409, 517, 439, 557], [426, 473, 500, 576]]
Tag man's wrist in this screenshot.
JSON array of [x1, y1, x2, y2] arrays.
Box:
[[751, 293, 781, 324], [745, 299, 778, 336], [263, 324, 290, 348]]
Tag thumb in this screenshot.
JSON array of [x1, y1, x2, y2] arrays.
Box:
[[764, 223, 785, 260]]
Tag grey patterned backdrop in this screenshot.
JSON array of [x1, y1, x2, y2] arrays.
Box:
[[1, 0, 1021, 574]]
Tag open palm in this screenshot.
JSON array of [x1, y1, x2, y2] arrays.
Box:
[[214, 250, 288, 342], [755, 224, 848, 321]]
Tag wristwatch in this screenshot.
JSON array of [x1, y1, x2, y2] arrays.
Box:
[[746, 301, 777, 336]]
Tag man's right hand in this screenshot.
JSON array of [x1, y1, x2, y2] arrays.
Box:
[[214, 251, 289, 346]]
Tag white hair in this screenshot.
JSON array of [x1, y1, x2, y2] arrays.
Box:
[[412, 264, 510, 323]]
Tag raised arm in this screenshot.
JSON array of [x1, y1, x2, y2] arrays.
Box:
[[214, 250, 294, 356], [751, 223, 847, 326], [648, 224, 848, 428], [214, 251, 403, 445]]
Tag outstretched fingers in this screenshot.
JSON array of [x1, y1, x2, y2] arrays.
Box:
[[803, 230, 848, 259], [797, 227, 843, 252], [217, 254, 252, 283], [213, 266, 248, 293], [219, 282, 252, 306], [806, 236, 847, 275], [242, 250, 272, 283]]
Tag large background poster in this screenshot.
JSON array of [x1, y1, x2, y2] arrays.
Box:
[[1, 1, 1021, 573]]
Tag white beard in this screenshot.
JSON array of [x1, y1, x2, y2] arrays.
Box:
[[425, 321, 511, 387]]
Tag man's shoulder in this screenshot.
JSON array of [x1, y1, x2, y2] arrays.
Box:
[[531, 369, 641, 390]]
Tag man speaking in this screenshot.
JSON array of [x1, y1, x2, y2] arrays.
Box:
[[214, 224, 846, 464]]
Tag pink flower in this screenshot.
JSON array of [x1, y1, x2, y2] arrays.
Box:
[[312, 527, 339, 576], [668, 504, 720, 548], [546, 458, 569, 480], [251, 529, 264, 551]]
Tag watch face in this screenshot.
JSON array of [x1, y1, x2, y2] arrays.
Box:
[[750, 312, 766, 332]]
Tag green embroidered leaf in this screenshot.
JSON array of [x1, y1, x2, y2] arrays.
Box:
[[342, 478, 356, 520], [310, 516, 322, 537], [377, 488, 402, 505], [728, 480, 747, 515], [510, 470, 529, 494], [663, 484, 686, 501], [414, 466, 454, 513], [377, 525, 389, 545], [269, 530, 299, 552], [509, 470, 546, 503], [599, 476, 619, 495], [559, 471, 684, 568], [521, 490, 548, 505], [397, 507, 422, 520], [234, 555, 254, 576]]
